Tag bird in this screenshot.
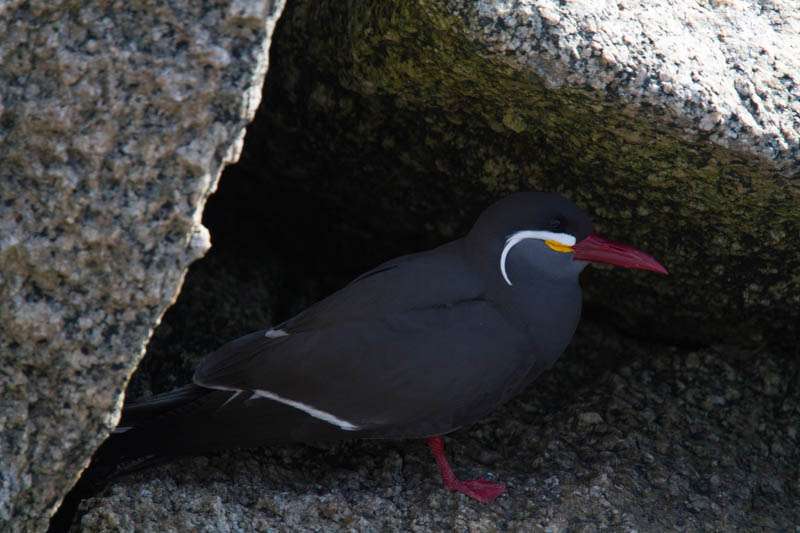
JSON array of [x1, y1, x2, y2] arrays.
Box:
[[103, 192, 667, 503]]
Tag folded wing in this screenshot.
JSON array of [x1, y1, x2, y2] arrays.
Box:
[[194, 244, 538, 439]]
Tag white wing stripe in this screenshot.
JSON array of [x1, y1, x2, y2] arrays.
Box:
[[219, 389, 243, 408], [500, 230, 576, 286], [200, 383, 361, 431], [252, 389, 360, 431]]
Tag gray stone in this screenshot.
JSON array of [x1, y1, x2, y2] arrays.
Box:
[[0, 0, 285, 530], [462, 0, 799, 167]]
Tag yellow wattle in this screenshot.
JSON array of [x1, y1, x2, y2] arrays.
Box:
[[545, 240, 574, 253]]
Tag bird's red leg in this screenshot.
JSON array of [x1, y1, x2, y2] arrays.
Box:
[[426, 435, 507, 503]]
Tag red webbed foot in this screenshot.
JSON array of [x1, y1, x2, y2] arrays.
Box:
[[441, 475, 507, 503], [427, 435, 507, 503]]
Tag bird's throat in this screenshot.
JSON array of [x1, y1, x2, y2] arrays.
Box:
[[511, 281, 583, 366]]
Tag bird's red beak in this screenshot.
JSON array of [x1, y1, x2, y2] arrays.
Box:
[[572, 232, 668, 275]]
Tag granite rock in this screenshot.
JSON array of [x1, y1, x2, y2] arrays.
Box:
[[462, 0, 799, 167], [0, 0, 285, 530]]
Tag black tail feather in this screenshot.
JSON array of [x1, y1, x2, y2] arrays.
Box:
[[96, 384, 217, 462]]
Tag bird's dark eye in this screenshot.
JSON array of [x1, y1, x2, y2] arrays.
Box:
[[548, 217, 566, 231]]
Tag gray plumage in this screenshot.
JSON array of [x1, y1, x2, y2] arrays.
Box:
[[101, 191, 664, 505]]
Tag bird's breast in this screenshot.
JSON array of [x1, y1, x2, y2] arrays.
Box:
[[500, 281, 583, 371]]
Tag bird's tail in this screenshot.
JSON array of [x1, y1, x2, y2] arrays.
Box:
[[95, 384, 218, 464], [95, 381, 365, 469], [114, 385, 209, 439]]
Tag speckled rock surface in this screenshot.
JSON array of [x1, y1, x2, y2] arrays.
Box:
[[73, 323, 799, 531], [0, 0, 284, 530], [461, 0, 799, 167], [243, 0, 800, 345]]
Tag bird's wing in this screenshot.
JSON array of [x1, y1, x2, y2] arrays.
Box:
[[278, 242, 483, 331], [195, 243, 482, 381], [193, 245, 537, 438]]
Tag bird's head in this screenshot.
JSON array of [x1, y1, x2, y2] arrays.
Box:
[[465, 192, 667, 286]]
